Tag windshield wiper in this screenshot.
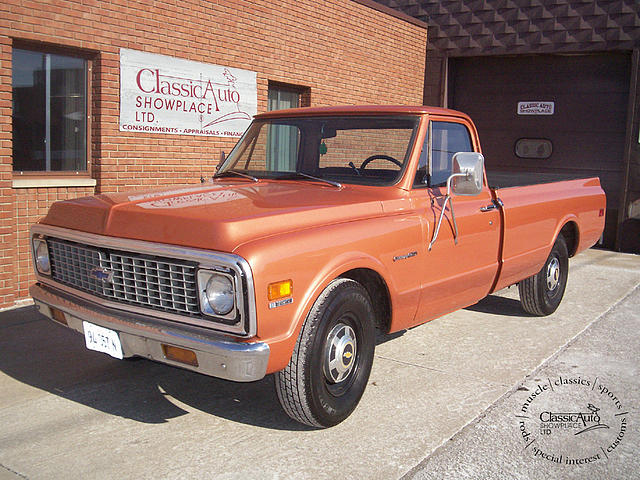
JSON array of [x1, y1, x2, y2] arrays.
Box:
[[214, 169, 259, 182], [282, 172, 342, 189]]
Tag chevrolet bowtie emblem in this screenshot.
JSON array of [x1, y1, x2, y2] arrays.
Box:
[[89, 267, 114, 283]]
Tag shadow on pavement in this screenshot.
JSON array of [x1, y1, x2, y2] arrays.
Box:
[[464, 294, 534, 317], [0, 306, 311, 431]]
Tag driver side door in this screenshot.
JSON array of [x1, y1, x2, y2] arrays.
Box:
[[410, 117, 502, 326]]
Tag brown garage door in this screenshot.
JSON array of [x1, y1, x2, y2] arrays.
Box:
[[449, 53, 630, 248]]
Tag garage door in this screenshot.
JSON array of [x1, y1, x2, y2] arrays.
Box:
[[449, 53, 631, 248]]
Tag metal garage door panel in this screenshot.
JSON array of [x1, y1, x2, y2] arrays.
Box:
[[450, 53, 630, 247]]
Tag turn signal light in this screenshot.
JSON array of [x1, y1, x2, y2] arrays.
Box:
[[268, 280, 293, 301], [162, 344, 198, 367], [50, 307, 68, 325]]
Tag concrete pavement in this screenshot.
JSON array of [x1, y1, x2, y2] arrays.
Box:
[[0, 249, 638, 479], [405, 282, 639, 479]]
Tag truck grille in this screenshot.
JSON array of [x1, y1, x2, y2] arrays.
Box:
[[47, 238, 201, 317]]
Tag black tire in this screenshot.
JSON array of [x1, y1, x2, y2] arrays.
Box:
[[518, 234, 569, 316], [275, 278, 375, 428]]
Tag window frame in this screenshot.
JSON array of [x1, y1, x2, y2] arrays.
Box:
[[218, 115, 421, 187], [11, 41, 93, 179], [267, 82, 307, 172], [413, 118, 477, 189], [267, 81, 311, 109]]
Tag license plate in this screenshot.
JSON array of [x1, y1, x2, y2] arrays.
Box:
[[83, 321, 123, 360]]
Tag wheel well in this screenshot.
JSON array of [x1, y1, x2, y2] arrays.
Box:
[[340, 268, 391, 333], [559, 222, 579, 257]]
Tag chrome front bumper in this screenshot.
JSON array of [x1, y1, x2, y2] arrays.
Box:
[[30, 283, 269, 382]]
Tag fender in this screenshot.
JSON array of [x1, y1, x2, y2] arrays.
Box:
[[234, 216, 422, 374], [265, 252, 392, 374], [552, 214, 579, 254]]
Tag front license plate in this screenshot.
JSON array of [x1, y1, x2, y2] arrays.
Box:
[[83, 321, 123, 359]]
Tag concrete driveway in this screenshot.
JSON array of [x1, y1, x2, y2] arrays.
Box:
[[1, 249, 638, 479]]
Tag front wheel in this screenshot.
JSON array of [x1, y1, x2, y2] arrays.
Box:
[[518, 234, 569, 316], [275, 278, 375, 428]]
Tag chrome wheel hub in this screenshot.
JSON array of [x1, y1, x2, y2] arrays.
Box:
[[546, 257, 560, 291], [323, 323, 357, 383]]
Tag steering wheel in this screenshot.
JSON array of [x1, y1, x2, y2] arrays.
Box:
[[360, 155, 402, 173]]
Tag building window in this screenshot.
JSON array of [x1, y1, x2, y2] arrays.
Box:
[[267, 83, 309, 171], [12, 47, 88, 173], [515, 138, 553, 159], [268, 85, 301, 112]]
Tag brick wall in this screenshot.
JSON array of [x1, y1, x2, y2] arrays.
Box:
[[14, 187, 96, 301], [0, 0, 427, 309], [0, 37, 14, 308], [423, 51, 446, 107]]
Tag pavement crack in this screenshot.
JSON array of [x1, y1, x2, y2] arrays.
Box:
[[375, 354, 447, 373], [0, 463, 29, 479], [374, 354, 510, 388]]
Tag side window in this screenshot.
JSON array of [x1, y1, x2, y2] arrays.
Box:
[[414, 121, 473, 187]]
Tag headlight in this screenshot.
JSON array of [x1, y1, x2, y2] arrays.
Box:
[[33, 238, 51, 275], [198, 270, 235, 317]]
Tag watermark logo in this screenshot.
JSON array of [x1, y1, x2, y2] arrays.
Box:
[[539, 403, 609, 436], [515, 376, 629, 466]]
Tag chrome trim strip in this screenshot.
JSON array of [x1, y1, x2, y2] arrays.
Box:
[[30, 283, 269, 382], [30, 224, 257, 337]]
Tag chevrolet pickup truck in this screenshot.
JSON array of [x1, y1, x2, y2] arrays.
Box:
[[29, 106, 606, 427]]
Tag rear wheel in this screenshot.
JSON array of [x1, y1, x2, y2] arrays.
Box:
[[275, 278, 375, 428], [518, 234, 569, 316]]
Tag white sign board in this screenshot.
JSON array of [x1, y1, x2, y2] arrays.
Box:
[[517, 101, 555, 115], [518, 102, 556, 115], [119, 48, 257, 137]]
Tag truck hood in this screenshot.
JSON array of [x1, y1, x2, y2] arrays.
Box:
[[41, 180, 393, 252]]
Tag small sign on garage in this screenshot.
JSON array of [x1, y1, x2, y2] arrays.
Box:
[[517, 101, 555, 115]]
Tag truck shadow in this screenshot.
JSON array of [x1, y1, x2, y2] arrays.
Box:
[[0, 306, 311, 431], [464, 294, 535, 317]]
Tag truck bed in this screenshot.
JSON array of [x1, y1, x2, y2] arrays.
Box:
[[487, 170, 590, 189], [490, 176, 605, 291]]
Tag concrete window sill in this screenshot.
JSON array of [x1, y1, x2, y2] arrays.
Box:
[[12, 178, 97, 189]]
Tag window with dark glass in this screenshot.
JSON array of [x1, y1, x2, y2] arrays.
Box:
[[515, 138, 553, 159], [12, 48, 88, 172], [415, 121, 473, 187]]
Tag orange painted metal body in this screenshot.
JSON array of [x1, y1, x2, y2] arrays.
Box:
[[38, 106, 606, 375]]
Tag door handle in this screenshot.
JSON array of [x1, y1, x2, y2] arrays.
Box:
[[480, 198, 503, 212]]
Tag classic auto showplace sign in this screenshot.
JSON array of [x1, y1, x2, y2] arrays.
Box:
[[119, 48, 257, 137]]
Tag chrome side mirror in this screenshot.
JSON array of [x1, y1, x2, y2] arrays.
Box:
[[428, 151, 485, 251], [451, 152, 484, 196]]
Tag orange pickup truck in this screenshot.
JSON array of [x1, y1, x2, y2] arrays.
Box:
[[29, 106, 605, 427]]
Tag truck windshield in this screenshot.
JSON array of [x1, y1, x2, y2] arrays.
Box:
[[217, 116, 420, 186]]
